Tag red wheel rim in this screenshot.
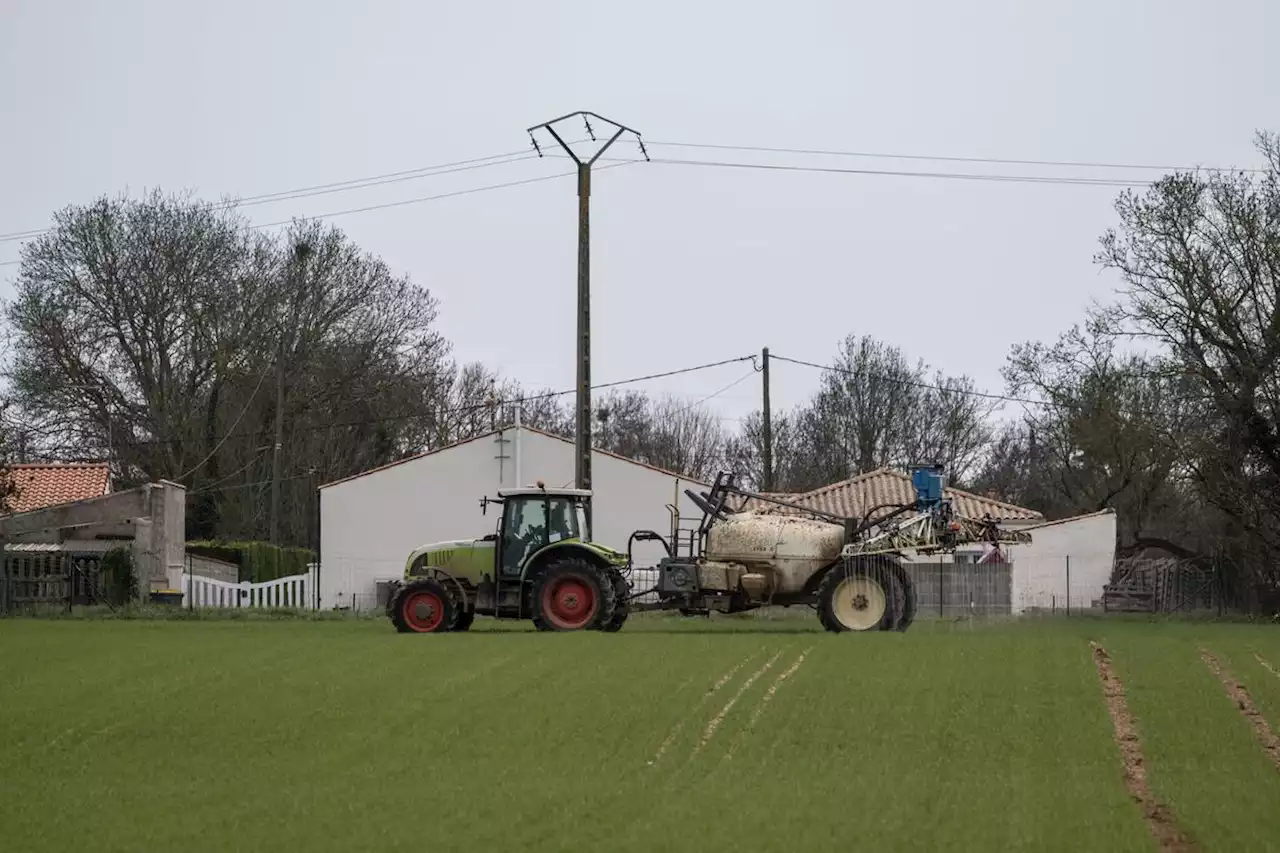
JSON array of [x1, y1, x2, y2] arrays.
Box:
[[402, 591, 445, 632], [541, 575, 597, 630]]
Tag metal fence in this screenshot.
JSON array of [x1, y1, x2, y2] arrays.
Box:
[[626, 554, 1229, 621]]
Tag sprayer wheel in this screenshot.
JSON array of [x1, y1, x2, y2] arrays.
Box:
[[886, 559, 917, 632], [451, 609, 475, 631], [816, 562, 892, 633]]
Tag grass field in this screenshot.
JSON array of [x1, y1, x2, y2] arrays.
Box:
[[3, 614, 1280, 852]]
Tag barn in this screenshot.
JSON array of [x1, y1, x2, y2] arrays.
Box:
[[317, 425, 708, 611]]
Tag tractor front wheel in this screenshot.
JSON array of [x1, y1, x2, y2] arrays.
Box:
[[390, 578, 456, 633], [816, 562, 894, 633], [532, 558, 615, 632]]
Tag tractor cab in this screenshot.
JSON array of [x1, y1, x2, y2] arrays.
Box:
[[486, 485, 593, 577]]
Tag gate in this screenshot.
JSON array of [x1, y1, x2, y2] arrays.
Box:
[[0, 549, 107, 614]]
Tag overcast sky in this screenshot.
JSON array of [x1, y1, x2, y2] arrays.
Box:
[[2, 0, 1277, 427]]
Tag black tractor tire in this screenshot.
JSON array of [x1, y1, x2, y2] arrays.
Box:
[[816, 560, 897, 633], [885, 559, 917, 632], [451, 609, 475, 631], [530, 556, 616, 632], [596, 567, 631, 632], [390, 578, 457, 634]]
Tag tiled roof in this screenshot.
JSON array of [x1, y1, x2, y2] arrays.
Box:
[[3, 463, 111, 514], [737, 467, 1042, 522]]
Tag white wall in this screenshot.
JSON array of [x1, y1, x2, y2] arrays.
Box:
[[318, 427, 706, 610], [1005, 510, 1117, 614]]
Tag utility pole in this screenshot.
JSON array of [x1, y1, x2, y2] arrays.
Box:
[[270, 336, 285, 547], [526, 111, 647, 501], [271, 240, 311, 547], [761, 346, 774, 492]]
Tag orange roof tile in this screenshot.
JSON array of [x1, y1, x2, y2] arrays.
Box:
[[3, 463, 111, 514], [736, 467, 1042, 522]]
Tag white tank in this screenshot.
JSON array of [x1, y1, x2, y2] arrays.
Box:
[[704, 511, 846, 595]]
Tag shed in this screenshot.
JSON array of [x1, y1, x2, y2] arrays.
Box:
[[317, 425, 708, 611]]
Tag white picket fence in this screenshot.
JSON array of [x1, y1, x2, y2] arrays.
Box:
[[178, 565, 317, 610]]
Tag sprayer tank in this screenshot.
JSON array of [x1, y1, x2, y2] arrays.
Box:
[[703, 512, 846, 595]]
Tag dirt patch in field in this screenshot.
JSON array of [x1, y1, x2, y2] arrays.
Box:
[[1200, 647, 1280, 771], [1090, 642, 1200, 853]]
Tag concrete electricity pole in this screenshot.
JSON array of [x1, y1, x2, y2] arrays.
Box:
[[270, 240, 311, 547], [526, 111, 647, 496], [761, 347, 773, 492]]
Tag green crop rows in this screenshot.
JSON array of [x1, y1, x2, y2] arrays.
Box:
[[2, 617, 1279, 852]]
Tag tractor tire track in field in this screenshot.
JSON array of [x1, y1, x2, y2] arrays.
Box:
[[1199, 647, 1280, 772], [1255, 652, 1280, 680], [649, 649, 760, 765], [748, 645, 813, 729], [724, 645, 814, 760], [695, 649, 784, 754], [1089, 642, 1200, 853]]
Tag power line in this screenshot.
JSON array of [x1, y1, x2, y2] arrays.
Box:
[[247, 161, 632, 231], [190, 471, 312, 497], [0, 148, 546, 244], [23, 354, 757, 452], [0, 162, 626, 268], [647, 139, 1266, 175], [771, 352, 1210, 420], [2, 135, 1263, 256], [189, 446, 272, 493], [666, 369, 758, 417], [770, 352, 1047, 407], [227, 151, 538, 209], [174, 362, 274, 481], [636, 157, 1154, 187]]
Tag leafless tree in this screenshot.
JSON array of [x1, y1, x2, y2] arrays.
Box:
[[977, 318, 1197, 549], [727, 335, 995, 493], [1091, 129, 1280, 605], [4, 190, 449, 545]]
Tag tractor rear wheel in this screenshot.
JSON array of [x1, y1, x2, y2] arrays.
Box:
[[596, 567, 630, 632], [390, 578, 456, 633], [816, 562, 893, 633], [531, 557, 615, 632]]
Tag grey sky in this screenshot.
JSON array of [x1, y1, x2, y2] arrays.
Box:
[[2, 0, 1277, 428]]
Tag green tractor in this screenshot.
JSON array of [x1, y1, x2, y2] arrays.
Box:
[[387, 483, 631, 633]]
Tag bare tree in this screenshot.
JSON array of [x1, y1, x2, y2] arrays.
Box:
[[978, 318, 1196, 549], [728, 335, 995, 493], [5, 189, 449, 545], [1094, 130, 1280, 604]]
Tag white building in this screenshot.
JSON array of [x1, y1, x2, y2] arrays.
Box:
[[1003, 509, 1118, 613], [317, 425, 708, 611]]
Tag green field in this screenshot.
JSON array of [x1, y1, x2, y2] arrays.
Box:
[[3, 615, 1280, 852]]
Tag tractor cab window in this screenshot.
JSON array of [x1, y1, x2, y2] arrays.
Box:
[[500, 495, 589, 575], [502, 498, 547, 575], [545, 498, 581, 544]]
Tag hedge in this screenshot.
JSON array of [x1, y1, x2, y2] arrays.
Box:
[[186, 540, 316, 584]]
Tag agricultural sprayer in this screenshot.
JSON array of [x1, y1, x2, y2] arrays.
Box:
[[386, 465, 1031, 633]]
